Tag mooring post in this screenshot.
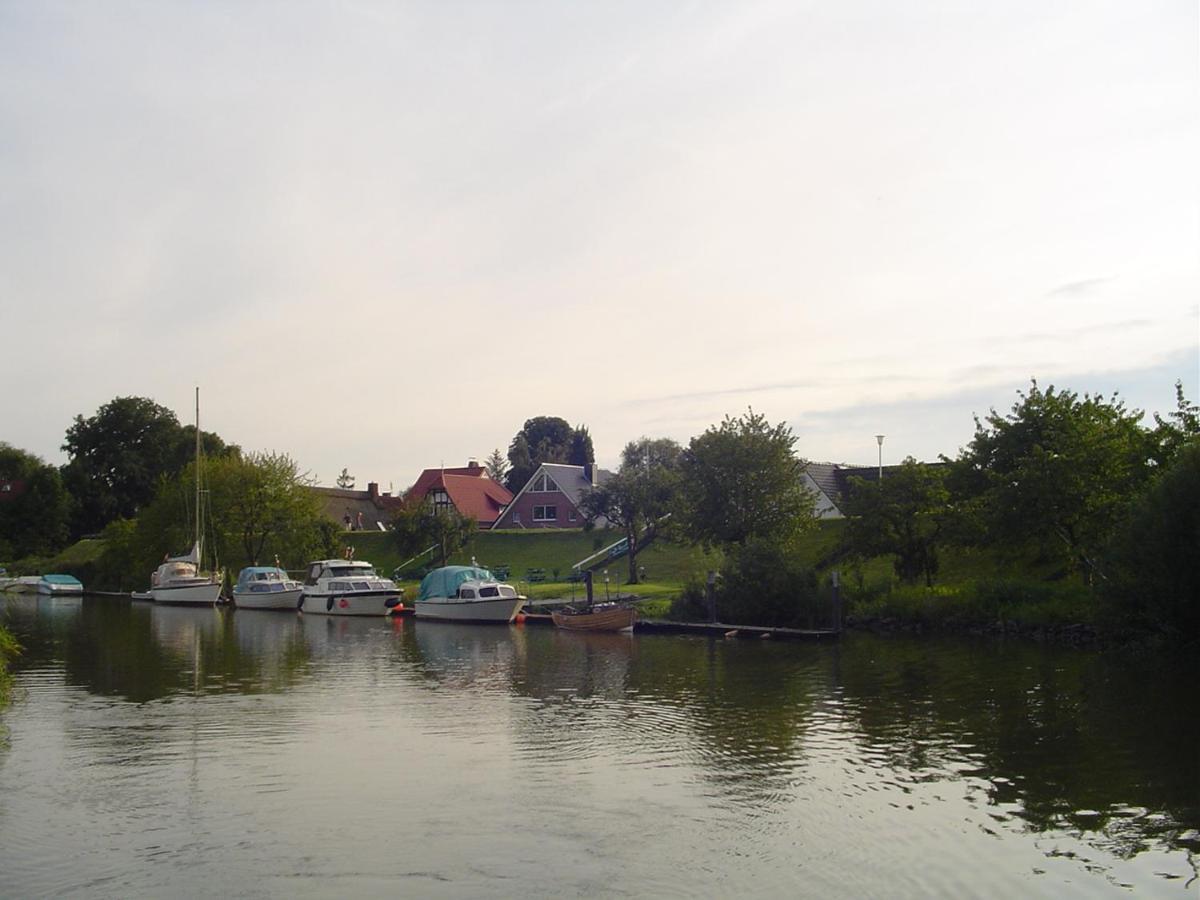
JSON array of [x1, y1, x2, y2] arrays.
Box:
[[706, 570, 717, 624], [585, 569, 594, 606], [831, 569, 842, 632]]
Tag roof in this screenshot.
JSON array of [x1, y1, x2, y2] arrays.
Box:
[[404, 467, 513, 524], [309, 484, 403, 527], [803, 461, 946, 511]]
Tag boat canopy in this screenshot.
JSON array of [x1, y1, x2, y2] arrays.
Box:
[[42, 574, 82, 586], [235, 567, 287, 585], [418, 566, 496, 601]]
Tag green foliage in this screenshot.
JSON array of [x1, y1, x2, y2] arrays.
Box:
[[0, 623, 19, 708], [1101, 441, 1200, 639], [61, 395, 235, 537], [947, 380, 1149, 578], [1148, 380, 1200, 467], [714, 538, 823, 627], [391, 501, 476, 567], [0, 443, 71, 559], [680, 408, 815, 548], [484, 447, 508, 484], [841, 458, 949, 586], [128, 452, 332, 586], [579, 437, 682, 583]]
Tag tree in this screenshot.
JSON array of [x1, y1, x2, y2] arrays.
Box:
[[568, 426, 595, 466], [841, 458, 950, 586], [484, 448, 509, 484], [1149, 380, 1200, 468], [1102, 441, 1200, 638], [504, 416, 595, 491], [579, 437, 682, 583], [336, 468, 355, 489], [61, 395, 234, 537], [0, 443, 72, 560], [392, 500, 476, 567], [679, 409, 815, 548], [946, 380, 1151, 578], [134, 452, 333, 577]]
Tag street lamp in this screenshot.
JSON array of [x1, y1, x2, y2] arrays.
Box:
[[875, 434, 885, 481]]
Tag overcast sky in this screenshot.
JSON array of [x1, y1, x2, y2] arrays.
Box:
[[2, 1, 1196, 490]]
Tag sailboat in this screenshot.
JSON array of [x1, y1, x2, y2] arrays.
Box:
[[550, 570, 636, 632], [150, 387, 223, 606]]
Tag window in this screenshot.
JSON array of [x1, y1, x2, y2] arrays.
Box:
[[532, 472, 555, 492], [459, 588, 475, 599], [430, 489, 451, 512], [569, 510, 576, 522], [479, 586, 499, 597], [513, 511, 521, 524], [533, 505, 557, 522]]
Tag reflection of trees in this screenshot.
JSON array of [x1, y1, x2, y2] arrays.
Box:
[[52, 603, 313, 702], [834, 634, 1200, 860]]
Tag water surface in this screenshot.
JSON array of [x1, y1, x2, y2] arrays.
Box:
[[1, 595, 1195, 897]]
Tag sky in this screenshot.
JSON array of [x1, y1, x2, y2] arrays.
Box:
[[1, 1, 1196, 491]]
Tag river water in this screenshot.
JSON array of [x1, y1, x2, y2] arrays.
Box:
[[0, 595, 1195, 898]]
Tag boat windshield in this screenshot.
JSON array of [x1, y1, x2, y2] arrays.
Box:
[[328, 565, 375, 578]]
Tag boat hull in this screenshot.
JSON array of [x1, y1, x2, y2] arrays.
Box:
[[300, 589, 398, 616], [151, 580, 223, 605], [551, 605, 637, 632], [234, 587, 304, 610], [37, 582, 83, 595], [414, 596, 525, 623]]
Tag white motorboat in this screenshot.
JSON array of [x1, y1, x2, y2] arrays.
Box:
[[299, 558, 403, 616], [150, 388, 223, 606], [36, 574, 84, 595], [232, 566, 303, 610], [6, 575, 42, 594], [414, 566, 525, 623]]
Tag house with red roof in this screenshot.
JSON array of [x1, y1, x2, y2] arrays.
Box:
[[404, 460, 513, 529]]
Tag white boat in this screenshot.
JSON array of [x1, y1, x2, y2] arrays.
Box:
[[414, 566, 525, 623], [233, 566, 303, 610], [299, 558, 403, 616], [6, 575, 42, 594], [150, 388, 223, 606], [36, 574, 84, 595]]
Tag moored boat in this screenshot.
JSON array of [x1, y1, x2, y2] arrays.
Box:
[[299, 558, 402, 616], [551, 603, 636, 632], [232, 566, 303, 610], [36, 574, 84, 595], [414, 566, 525, 623]]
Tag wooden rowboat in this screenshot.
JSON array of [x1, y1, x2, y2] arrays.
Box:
[[551, 604, 636, 633]]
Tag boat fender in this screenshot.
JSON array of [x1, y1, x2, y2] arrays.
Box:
[[296, 594, 305, 611], [384, 597, 401, 609], [327, 595, 335, 612]]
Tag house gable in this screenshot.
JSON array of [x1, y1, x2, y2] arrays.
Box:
[[491, 462, 612, 529]]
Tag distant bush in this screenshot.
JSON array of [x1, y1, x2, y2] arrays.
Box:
[[714, 539, 823, 628]]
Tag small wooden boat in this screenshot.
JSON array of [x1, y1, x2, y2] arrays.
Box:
[[551, 603, 636, 633]]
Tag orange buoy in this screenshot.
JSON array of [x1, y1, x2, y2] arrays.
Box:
[[514, 612, 526, 624]]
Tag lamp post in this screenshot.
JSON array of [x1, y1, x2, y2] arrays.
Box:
[[875, 434, 885, 482]]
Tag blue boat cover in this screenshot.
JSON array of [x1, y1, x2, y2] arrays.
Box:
[[235, 566, 288, 588], [42, 574, 82, 586], [418, 566, 495, 601]]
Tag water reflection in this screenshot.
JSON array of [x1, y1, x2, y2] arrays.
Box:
[[0, 595, 1195, 895]]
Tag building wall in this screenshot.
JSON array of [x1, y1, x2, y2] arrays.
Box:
[[495, 489, 582, 529]]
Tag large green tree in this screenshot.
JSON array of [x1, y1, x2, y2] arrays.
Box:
[[579, 437, 682, 584], [0, 443, 72, 560], [134, 452, 332, 579], [505, 416, 594, 491], [679, 409, 815, 548], [946, 381, 1152, 578], [841, 458, 950, 586], [61, 396, 234, 537]]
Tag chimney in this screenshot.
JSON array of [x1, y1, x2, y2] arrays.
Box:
[[367, 482, 379, 499], [584, 462, 595, 484], [467, 458, 481, 473]]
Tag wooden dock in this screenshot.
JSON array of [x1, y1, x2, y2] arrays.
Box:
[[520, 612, 838, 640]]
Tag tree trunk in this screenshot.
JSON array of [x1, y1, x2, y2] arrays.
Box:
[[626, 523, 639, 584]]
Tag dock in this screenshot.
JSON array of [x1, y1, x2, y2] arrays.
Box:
[[519, 611, 838, 640]]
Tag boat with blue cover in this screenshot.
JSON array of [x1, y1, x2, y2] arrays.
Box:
[[414, 565, 525, 623]]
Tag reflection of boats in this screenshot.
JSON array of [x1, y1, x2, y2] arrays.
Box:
[[36, 574, 84, 595], [299, 558, 402, 616], [551, 602, 636, 633], [414, 566, 525, 623], [151, 388, 222, 606], [232, 566, 303, 610]]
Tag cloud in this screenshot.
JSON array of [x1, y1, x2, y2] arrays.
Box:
[[1043, 276, 1114, 298]]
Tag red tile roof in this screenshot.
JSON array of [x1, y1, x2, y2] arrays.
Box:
[[404, 467, 513, 525]]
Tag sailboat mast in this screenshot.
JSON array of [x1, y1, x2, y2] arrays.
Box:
[[195, 386, 202, 562]]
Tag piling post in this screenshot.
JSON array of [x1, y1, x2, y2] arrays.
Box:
[[706, 570, 717, 624], [831, 569, 842, 633]]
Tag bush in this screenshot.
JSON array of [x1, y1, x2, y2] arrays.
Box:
[[714, 539, 823, 627]]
